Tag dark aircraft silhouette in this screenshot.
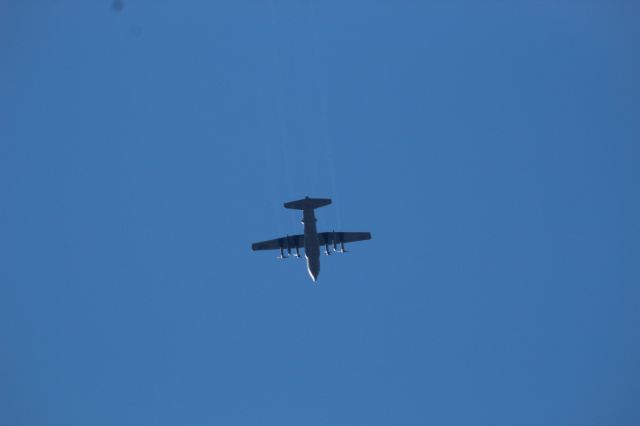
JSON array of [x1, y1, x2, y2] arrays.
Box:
[[252, 197, 372, 282]]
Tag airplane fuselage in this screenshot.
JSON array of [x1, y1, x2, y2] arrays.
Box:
[[302, 208, 321, 282]]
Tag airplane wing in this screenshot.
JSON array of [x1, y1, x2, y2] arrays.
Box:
[[318, 231, 372, 245], [251, 234, 305, 251]]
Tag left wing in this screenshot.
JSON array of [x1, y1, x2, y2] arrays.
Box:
[[318, 231, 372, 245], [252, 234, 304, 251]]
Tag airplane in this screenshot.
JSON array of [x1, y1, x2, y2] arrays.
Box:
[[251, 196, 372, 282]]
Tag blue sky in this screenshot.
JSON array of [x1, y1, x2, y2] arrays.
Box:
[[1, 1, 639, 425]]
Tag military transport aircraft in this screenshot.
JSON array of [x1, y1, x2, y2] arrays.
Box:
[[252, 197, 371, 282]]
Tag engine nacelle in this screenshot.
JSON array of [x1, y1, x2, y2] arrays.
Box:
[[277, 245, 288, 259]]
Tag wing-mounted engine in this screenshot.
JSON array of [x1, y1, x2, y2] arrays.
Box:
[[323, 230, 348, 254], [277, 244, 289, 259], [323, 240, 332, 256], [293, 239, 302, 258], [252, 234, 305, 259], [277, 235, 300, 259], [318, 231, 371, 255], [322, 231, 346, 255], [334, 231, 348, 253]]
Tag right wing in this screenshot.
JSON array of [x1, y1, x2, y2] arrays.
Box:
[[251, 234, 304, 251], [318, 231, 372, 245]]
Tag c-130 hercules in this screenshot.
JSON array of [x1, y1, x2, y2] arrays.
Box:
[[251, 197, 372, 282]]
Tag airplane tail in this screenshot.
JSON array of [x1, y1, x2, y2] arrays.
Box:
[[284, 196, 332, 210]]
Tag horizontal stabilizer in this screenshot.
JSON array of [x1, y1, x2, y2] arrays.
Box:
[[284, 197, 332, 210]]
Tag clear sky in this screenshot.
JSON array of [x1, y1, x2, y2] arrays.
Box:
[[1, 1, 639, 425]]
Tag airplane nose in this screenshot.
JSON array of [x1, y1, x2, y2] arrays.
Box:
[[309, 269, 319, 283], [306, 256, 320, 283]]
